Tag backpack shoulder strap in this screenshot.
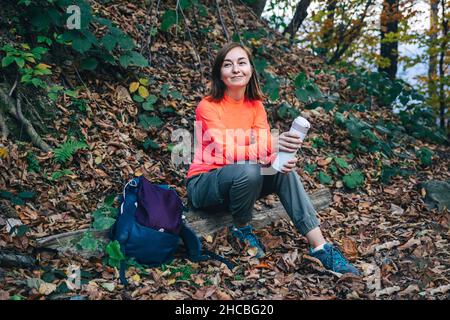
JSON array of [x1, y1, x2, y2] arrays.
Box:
[[179, 223, 235, 270]]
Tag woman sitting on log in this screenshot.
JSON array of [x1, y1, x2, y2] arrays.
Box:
[[186, 42, 359, 275]]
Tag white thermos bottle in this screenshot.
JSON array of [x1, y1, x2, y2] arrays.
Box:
[[272, 116, 310, 172]]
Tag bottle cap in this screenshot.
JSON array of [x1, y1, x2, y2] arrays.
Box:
[[291, 117, 310, 134]]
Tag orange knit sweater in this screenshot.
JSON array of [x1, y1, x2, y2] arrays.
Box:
[[187, 92, 274, 179]]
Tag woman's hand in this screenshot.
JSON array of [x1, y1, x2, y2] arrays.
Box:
[[276, 131, 303, 153], [281, 157, 298, 173]]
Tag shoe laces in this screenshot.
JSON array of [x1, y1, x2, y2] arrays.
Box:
[[327, 245, 349, 268]]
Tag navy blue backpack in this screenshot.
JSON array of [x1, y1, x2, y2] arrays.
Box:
[[110, 176, 234, 285]]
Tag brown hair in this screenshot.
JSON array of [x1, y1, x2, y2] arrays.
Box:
[[206, 42, 266, 102]]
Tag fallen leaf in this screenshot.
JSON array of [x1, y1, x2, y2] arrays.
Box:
[[39, 282, 57, 295], [0, 290, 10, 300], [360, 263, 381, 291], [129, 82, 140, 93], [398, 237, 421, 250], [131, 274, 141, 285], [36, 63, 51, 70], [160, 291, 188, 300], [398, 284, 420, 296], [0, 147, 8, 158], [342, 238, 359, 260], [358, 202, 371, 209], [375, 240, 400, 252], [255, 262, 271, 269], [116, 85, 132, 102], [317, 157, 332, 167], [193, 276, 204, 286], [247, 247, 258, 257], [303, 254, 324, 268], [384, 188, 397, 195], [376, 286, 401, 297], [425, 284, 450, 296], [390, 203, 404, 215], [138, 86, 149, 98], [101, 282, 115, 292], [420, 188, 426, 197], [215, 290, 232, 300], [5, 218, 22, 234], [94, 155, 102, 164], [26, 278, 44, 290]]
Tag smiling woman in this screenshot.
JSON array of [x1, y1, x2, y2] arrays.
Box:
[[184, 42, 360, 275], [207, 43, 265, 102], [221, 51, 252, 89]]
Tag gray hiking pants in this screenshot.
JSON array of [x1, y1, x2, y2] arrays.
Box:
[[186, 163, 319, 236]]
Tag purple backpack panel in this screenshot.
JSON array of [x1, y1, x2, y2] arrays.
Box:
[[134, 178, 183, 234]]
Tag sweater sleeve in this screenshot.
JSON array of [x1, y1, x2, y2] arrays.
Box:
[[195, 100, 273, 164]]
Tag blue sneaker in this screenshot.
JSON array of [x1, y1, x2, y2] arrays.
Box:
[[230, 225, 265, 258], [310, 243, 360, 275]]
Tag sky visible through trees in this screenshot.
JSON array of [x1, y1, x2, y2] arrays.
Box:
[[262, 1, 430, 87]]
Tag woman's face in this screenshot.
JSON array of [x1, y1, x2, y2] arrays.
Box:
[[220, 47, 253, 90]]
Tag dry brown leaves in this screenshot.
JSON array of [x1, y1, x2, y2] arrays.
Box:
[[1, 0, 450, 301]]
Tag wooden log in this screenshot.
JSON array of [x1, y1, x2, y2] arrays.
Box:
[[188, 188, 331, 235], [36, 188, 331, 254], [0, 250, 35, 268]]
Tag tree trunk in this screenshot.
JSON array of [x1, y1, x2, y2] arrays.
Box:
[[246, 0, 267, 18], [438, 0, 448, 130], [379, 0, 399, 80], [428, 0, 439, 109], [283, 0, 312, 39]]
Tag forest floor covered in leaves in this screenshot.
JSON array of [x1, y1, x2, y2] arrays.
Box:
[[0, 0, 449, 300]]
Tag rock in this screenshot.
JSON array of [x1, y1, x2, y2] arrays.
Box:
[[418, 180, 450, 212]]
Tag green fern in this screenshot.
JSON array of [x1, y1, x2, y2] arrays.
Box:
[[50, 169, 74, 181], [26, 151, 40, 173], [53, 140, 88, 164]]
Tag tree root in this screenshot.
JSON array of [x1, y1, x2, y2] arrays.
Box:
[[0, 85, 51, 152], [0, 109, 8, 139]]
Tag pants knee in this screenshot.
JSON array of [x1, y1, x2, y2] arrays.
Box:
[[236, 164, 262, 186]]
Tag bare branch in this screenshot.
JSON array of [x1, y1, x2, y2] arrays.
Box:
[[328, 0, 374, 64], [140, 0, 154, 54], [215, 0, 230, 41], [226, 0, 243, 45], [178, 5, 205, 83]]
